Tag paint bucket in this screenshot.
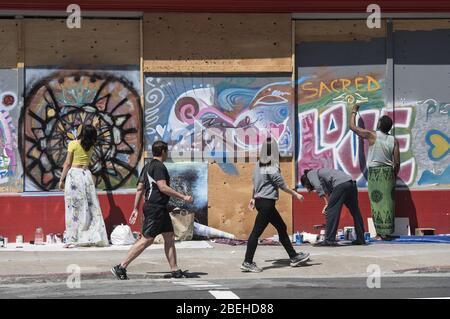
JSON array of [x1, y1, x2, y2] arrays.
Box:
[[337, 229, 344, 241], [34, 227, 44, 245], [319, 230, 326, 242], [301, 232, 318, 244], [344, 227, 356, 241], [16, 234, 24, 248], [0, 237, 4, 248]]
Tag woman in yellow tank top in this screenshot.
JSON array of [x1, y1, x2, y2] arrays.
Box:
[[59, 125, 109, 248]]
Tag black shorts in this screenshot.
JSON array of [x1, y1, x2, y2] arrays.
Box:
[[142, 202, 174, 238]]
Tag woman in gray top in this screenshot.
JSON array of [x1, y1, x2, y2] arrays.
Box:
[[241, 138, 310, 273], [349, 104, 400, 240]]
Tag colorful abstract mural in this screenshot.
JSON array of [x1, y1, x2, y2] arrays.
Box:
[[22, 68, 142, 191], [144, 75, 294, 161], [165, 162, 208, 225], [0, 69, 23, 193]]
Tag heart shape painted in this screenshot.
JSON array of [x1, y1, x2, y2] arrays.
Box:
[[426, 129, 450, 161]]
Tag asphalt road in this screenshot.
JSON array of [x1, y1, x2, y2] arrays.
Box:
[[1, 275, 449, 299]]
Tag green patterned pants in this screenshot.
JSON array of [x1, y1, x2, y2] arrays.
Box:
[[368, 165, 395, 236]]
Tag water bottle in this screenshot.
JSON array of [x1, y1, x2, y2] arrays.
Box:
[[34, 227, 44, 245], [295, 231, 301, 245]]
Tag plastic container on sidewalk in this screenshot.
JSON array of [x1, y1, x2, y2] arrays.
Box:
[[34, 227, 44, 245], [295, 231, 302, 245]]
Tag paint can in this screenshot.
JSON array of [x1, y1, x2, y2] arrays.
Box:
[[319, 230, 326, 242], [337, 229, 344, 241], [344, 227, 355, 241], [364, 232, 371, 242], [55, 233, 63, 244], [3, 238, 7, 247], [0, 237, 4, 248], [16, 234, 23, 244]]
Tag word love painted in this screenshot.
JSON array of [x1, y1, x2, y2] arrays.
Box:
[[297, 105, 415, 186]]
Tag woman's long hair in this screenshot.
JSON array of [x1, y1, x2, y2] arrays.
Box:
[[79, 125, 97, 152]]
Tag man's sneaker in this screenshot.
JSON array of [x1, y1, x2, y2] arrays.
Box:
[[111, 265, 128, 280], [240, 262, 263, 273], [290, 252, 310, 267], [351, 239, 367, 245]]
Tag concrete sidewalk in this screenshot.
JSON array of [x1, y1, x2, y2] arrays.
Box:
[[1, 242, 450, 284]]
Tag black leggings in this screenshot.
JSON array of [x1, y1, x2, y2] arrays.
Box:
[[244, 198, 297, 263]]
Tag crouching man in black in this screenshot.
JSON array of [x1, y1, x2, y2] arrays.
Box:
[[300, 168, 366, 246]]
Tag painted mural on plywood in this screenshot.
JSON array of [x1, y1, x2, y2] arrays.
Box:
[[0, 69, 23, 193], [297, 66, 417, 188], [411, 98, 450, 187], [144, 75, 294, 161], [22, 68, 142, 191]]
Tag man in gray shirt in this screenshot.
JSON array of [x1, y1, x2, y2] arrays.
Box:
[[300, 168, 366, 246]]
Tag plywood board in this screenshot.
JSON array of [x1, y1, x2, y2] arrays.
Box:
[[24, 19, 140, 66], [0, 20, 19, 68], [295, 20, 386, 43], [143, 13, 292, 72], [394, 19, 450, 31], [208, 160, 293, 240]]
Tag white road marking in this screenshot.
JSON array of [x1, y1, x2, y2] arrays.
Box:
[[191, 284, 223, 288], [209, 290, 240, 299]]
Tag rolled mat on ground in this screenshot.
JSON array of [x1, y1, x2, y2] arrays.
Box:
[[193, 222, 235, 239]]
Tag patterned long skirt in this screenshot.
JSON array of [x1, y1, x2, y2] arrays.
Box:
[[368, 165, 396, 236], [64, 168, 109, 246]]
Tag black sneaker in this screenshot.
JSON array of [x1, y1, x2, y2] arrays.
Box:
[[290, 252, 310, 267], [240, 262, 263, 273], [111, 265, 129, 280], [351, 239, 367, 245]]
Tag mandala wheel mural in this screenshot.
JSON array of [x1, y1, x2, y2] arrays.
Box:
[[22, 71, 142, 191]]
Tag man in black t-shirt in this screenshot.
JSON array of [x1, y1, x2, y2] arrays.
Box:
[[112, 141, 193, 280]]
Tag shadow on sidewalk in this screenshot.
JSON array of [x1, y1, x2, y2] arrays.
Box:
[[262, 259, 322, 271], [145, 271, 208, 279]]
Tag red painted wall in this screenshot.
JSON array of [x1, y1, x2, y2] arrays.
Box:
[[0, 193, 140, 242], [293, 190, 450, 235], [1, 189, 449, 242]]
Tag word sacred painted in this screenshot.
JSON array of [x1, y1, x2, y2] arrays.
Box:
[[300, 75, 381, 101]]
